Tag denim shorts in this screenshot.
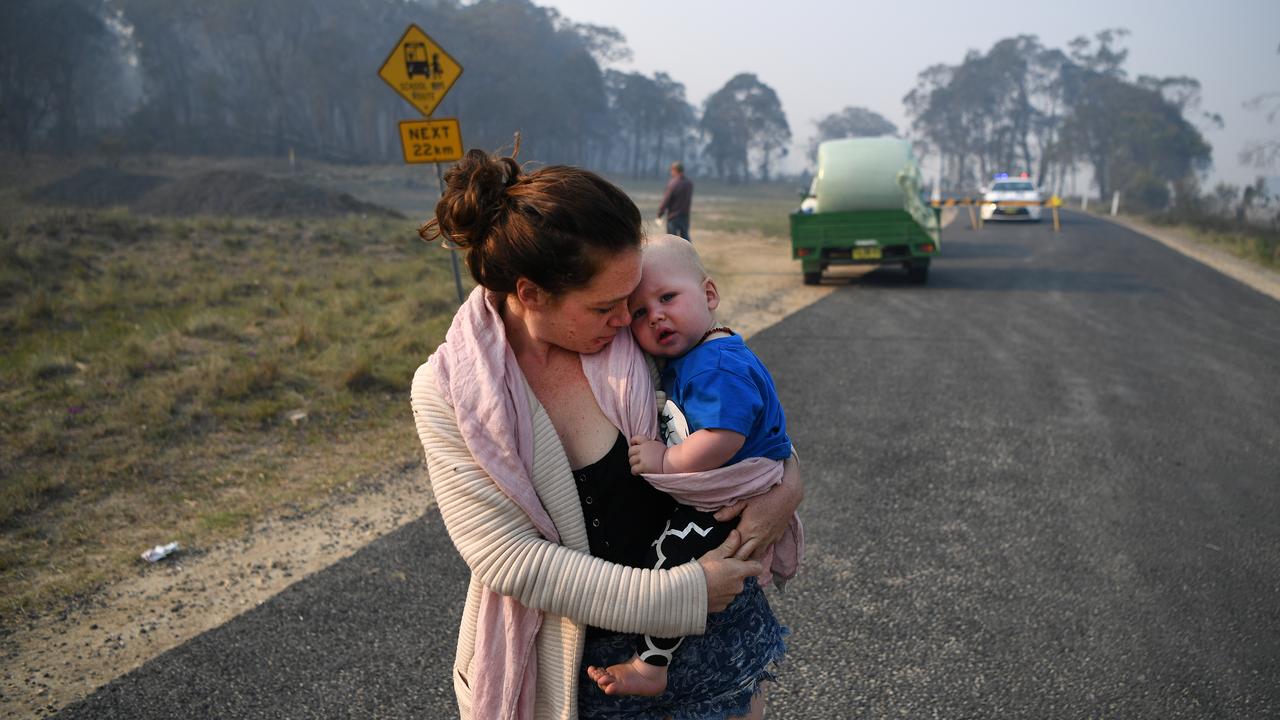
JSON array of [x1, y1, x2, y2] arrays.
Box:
[[577, 578, 788, 720]]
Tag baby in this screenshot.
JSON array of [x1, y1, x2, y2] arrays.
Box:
[[587, 234, 793, 697]]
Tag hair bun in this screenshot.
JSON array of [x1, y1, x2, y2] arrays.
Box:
[[421, 149, 522, 249], [416, 140, 640, 297]]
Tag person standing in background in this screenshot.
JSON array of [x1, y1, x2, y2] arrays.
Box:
[[658, 161, 694, 241]]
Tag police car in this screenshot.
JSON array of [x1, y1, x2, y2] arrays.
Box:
[[981, 173, 1042, 221]]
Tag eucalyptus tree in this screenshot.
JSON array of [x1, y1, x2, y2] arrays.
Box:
[[1240, 43, 1279, 171], [1061, 68, 1210, 203], [0, 0, 135, 154], [808, 106, 897, 163], [905, 36, 1065, 190], [701, 73, 790, 183], [1067, 28, 1129, 77], [1027, 46, 1071, 190], [606, 70, 663, 177], [118, 0, 212, 151], [600, 70, 697, 177], [1061, 30, 1212, 203], [904, 52, 1006, 190], [904, 63, 968, 190], [702, 77, 751, 182], [651, 73, 697, 176], [1241, 93, 1280, 171]]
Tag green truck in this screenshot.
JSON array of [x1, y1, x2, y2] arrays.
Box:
[[791, 137, 940, 284]]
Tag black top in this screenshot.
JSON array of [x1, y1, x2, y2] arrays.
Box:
[[572, 432, 677, 570]]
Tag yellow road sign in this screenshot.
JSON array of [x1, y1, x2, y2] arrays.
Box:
[[399, 118, 463, 164], [378, 25, 462, 117]]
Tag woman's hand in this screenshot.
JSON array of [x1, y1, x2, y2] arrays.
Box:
[[697, 529, 764, 612], [713, 453, 803, 561]]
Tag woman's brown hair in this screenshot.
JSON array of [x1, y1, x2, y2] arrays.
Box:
[[419, 144, 642, 296]]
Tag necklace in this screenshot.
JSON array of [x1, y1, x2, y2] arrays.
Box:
[[698, 326, 735, 345]]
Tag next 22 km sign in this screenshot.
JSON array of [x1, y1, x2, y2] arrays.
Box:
[[398, 119, 463, 164]]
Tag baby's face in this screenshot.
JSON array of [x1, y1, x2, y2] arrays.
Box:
[[628, 254, 717, 358]]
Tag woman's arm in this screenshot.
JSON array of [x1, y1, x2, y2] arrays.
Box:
[[414, 377, 761, 632], [713, 452, 803, 561]]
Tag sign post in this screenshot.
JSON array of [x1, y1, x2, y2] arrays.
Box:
[[378, 24, 467, 304], [1049, 195, 1063, 232], [433, 164, 466, 303]]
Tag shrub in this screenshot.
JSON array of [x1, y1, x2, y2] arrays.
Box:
[[1124, 172, 1171, 213]]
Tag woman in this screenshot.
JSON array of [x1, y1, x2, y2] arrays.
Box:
[[411, 145, 801, 720]]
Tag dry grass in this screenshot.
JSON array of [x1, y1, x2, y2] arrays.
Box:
[[1174, 226, 1280, 270], [617, 177, 803, 240], [0, 184, 465, 622], [1075, 202, 1280, 273]]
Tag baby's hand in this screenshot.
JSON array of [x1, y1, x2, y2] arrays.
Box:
[[628, 436, 667, 475]]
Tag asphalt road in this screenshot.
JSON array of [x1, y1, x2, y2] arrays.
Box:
[[58, 211, 1280, 719]]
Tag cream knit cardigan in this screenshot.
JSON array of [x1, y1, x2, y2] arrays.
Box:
[[411, 362, 709, 720]]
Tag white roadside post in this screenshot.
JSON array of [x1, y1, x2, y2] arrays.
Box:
[[1111, 191, 1120, 216]]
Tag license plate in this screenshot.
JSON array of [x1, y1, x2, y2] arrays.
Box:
[[852, 247, 882, 260]]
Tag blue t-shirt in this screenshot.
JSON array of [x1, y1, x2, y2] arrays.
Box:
[[661, 334, 791, 466]]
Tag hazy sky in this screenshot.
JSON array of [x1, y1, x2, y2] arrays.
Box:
[[542, 0, 1278, 187]]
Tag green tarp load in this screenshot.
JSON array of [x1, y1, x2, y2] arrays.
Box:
[[814, 137, 939, 239]]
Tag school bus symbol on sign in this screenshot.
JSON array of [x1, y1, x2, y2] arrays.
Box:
[[378, 25, 462, 117], [399, 119, 463, 164]]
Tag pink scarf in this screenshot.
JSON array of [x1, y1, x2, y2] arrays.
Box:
[[429, 287, 802, 720]]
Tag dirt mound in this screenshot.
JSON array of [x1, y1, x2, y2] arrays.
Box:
[[27, 166, 168, 208], [133, 170, 403, 219]]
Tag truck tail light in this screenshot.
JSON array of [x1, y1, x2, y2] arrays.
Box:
[[917, 243, 936, 254], [797, 248, 812, 257]]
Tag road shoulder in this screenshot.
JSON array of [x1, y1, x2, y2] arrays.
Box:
[[1101, 214, 1280, 303], [1, 465, 434, 719]]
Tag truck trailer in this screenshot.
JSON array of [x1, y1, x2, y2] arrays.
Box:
[[791, 137, 940, 284]]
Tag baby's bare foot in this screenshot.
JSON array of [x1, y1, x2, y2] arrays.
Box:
[[587, 654, 669, 697]]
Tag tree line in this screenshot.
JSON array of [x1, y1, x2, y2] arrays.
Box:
[[0, 0, 797, 182], [2, 0, 1234, 203], [904, 29, 1219, 208]]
